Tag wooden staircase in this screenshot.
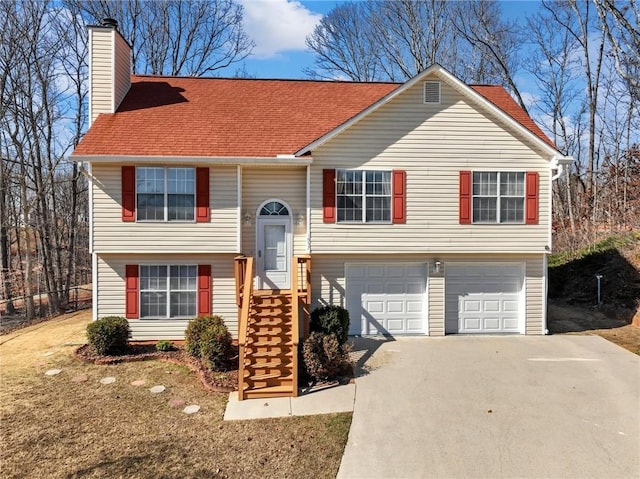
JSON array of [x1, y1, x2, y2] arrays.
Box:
[[234, 255, 311, 400]]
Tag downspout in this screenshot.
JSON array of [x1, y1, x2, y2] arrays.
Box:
[[306, 165, 311, 253]]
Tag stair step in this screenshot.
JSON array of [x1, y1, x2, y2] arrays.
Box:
[[243, 385, 295, 399], [250, 340, 293, 347], [246, 360, 285, 369], [251, 350, 294, 358], [250, 319, 287, 327], [245, 372, 293, 381]]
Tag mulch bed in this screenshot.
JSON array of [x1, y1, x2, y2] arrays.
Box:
[[74, 343, 238, 392]]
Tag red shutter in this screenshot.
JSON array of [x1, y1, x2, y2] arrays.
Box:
[[196, 167, 210, 223], [197, 264, 212, 316], [459, 171, 472, 224], [392, 170, 406, 224], [525, 171, 539, 225], [323, 169, 336, 223], [122, 166, 136, 222], [125, 265, 139, 319]]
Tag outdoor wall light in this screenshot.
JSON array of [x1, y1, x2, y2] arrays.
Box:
[[242, 210, 252, 225], [296, 212, 305, 226], [434, 261, 441, 273]]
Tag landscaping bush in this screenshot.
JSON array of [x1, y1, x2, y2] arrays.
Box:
[[185, 315, 226, 357], [185, 315, 232, 371], [310, 305, 350, 345], [86, 316, 130, 356], [155, 340, 174, 352], [302, 332, 351, 382], [199, 325, 233, 371]]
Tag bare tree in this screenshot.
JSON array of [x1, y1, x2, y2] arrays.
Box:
[[305, 2, 380, 81], [75, 0, 254, 76], [452, 0, 528, 112], [594, 0, 640, 102]]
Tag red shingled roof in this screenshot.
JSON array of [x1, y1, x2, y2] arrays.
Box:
[[470, 85, 555, 148], [73, 75, 554, 157]]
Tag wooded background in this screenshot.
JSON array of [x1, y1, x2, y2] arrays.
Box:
[[1, 0, 638, 319]]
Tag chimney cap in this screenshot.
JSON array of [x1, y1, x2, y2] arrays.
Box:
[[101, 17, 118, 29]]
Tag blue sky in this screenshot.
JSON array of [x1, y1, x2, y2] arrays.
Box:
[[227, 0, 543, 80]]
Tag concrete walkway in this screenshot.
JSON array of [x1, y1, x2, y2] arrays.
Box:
[[223, 382, 355, 420], [338, 335, 640, 479]]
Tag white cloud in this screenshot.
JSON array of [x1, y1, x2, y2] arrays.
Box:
[[239, 0, 323, 58]]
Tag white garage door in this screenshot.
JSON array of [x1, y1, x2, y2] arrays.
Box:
[[445, 263, 524, 334], [346, 263, 427, 335]]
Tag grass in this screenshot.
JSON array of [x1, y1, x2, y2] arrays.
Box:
[[0, 312, 351, 479], [548, 231, 640, 267]]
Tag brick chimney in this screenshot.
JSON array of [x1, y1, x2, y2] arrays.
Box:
[[87, 18, 131, 126]]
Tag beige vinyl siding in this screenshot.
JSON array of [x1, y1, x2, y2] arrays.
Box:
[[89, 28, 113, 125], [92, 164, 238, 253], [428, 272, 445, 336], [96, 253, 238, 340], [311, 74, 550, 254], [113, 33, 130, 111], [311, 253, 545, 336], [241, 167, 307, 257], [525, 255, 545, 335]]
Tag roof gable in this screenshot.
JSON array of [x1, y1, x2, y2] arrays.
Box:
[[296, 64, 557, 157]]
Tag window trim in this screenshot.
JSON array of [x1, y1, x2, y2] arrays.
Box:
[[472, 171, 525, 224], [136, 166, 196, 223], [139, 264, 198, 319], [336, 169, 393, 224]]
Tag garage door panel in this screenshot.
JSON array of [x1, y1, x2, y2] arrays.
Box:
[[346, 263, 426, 335], [387, 301, 404, 313], [446, 263, 524, 334]]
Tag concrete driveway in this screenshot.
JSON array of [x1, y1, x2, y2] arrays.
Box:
[[338, 335, 640, 479]]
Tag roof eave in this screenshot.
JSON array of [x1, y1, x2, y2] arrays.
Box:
[[70, 154, 314, 166]]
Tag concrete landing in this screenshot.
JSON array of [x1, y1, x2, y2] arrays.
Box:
[[223, 382, 355, 420]]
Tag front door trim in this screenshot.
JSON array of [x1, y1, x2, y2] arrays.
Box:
[[255, 199, 292, 290]]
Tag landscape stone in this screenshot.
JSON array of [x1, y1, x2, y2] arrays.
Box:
[[100, 376, 116, 385], [169, 398, 186, 408], [149, 385, 166, 394], [131, 380, 146, 387], [72, 374, 88, 382], [183, 404, 200, 414], [44, 369, 61, 376]]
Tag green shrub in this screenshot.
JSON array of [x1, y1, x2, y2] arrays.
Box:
[[199, 324, 233, 371], [185, 315, 232, 371], [310, 305, 350, 345], [302, 332, 351, 382], [185, 315, 226, 357], [155, 340, 174, 352], [86, 316, 130, 356]]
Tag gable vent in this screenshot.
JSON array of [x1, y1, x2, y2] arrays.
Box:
[[423, 81, 441, 104]]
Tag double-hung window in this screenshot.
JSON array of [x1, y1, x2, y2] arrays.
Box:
[[137, 167, 195, 221], [139, 265, 197, 318], [337, 170, 391, 223], [472, 172, 525, 223]]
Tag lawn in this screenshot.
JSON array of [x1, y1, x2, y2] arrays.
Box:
[[0, 312, 351, 479]]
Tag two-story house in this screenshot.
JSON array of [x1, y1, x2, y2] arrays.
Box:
[[72, 21, 571, 397]]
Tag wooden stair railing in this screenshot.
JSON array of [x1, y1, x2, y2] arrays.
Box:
[[235, 255, 312, 400], [235, 256, 254, 401]]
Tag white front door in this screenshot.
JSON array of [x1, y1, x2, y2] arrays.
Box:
[[256, 201, 291, 290]]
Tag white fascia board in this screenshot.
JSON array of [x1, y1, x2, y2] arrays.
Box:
[[296, 63, 563, 160], [70, 155, 314, 166], [94, 250, 239, 255]]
